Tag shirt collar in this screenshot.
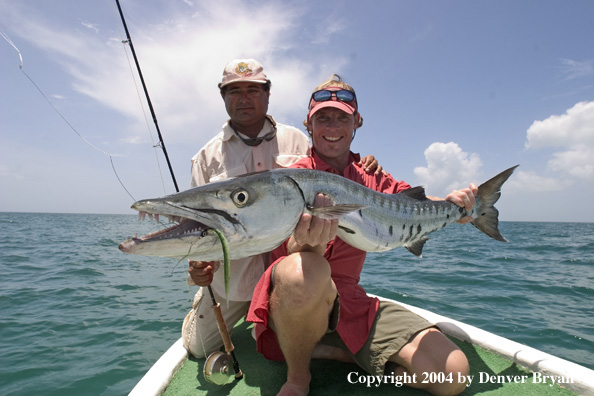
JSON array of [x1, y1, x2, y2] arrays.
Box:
[[310, 148, 361, 174], [222, 115, 276, 142]]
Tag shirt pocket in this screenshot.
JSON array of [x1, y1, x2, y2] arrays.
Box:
[[275, 154, 305, 169], [209, 163, 248, 182]]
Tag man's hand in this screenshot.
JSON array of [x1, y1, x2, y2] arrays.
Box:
[[359, 155, 383, 174], [288, 194, 338, 255], [445, 183, 478, 224], [188, 260, 219, 286]]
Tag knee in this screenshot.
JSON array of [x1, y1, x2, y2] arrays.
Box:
[[406, 328, 470, 396], [274, 252, 331, 288], [444, 350, 469, 396], [434, 336, 469, 396], [272, 252, 333, 309]]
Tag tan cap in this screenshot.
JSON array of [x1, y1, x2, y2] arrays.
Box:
[[219, 59, 269, 88]]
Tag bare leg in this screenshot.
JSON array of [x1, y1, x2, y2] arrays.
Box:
[[269, 252, 337, 396], [311, 343, 354, 363], [390, 328, 469, 396]]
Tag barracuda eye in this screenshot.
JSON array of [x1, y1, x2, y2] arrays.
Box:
[[231, 189, 249, 207]]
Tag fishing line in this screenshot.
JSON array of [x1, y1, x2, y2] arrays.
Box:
[[105, 0, 168, 196], [108, 0, 217, 354], [112, 0, 180, 194], [1, 30, 136, 202], [111, 1, 242, 378]]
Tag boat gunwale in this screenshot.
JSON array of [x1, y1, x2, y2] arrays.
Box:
[[370, 294, 594, 395], [129, 295, 594, 395]]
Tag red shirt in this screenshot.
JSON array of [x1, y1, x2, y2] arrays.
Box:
[[248, 149, 411, 358]]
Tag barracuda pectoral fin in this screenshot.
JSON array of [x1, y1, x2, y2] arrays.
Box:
[[309, 204, 367, 220], [404, 237, 429, 257]]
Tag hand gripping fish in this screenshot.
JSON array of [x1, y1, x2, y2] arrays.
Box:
[[119, 166, 518, 260]]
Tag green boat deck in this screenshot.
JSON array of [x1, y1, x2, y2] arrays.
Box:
[[161, 320, 578, 396]]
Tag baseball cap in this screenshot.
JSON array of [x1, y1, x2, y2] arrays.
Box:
[[219, 59, 269, 88], [307, 87, 358, 119]]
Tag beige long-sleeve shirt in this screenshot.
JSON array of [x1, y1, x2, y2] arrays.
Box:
[[190, 117, 310, 300]]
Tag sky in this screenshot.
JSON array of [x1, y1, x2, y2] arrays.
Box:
[[1, 0, 593, 222]]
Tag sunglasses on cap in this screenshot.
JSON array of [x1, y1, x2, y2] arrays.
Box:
[[310, 89, 357, 105]]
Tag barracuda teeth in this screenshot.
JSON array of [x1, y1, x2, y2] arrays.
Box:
[[138, 211, 147, 221], [155, 214, 160, 223], [165, 215, 182, 223]]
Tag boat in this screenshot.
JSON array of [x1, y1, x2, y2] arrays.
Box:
[[129, 294, 594, 396]]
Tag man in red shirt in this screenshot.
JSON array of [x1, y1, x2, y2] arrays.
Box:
[[184, 60, 381, 359], [248, 74, 476, 396]]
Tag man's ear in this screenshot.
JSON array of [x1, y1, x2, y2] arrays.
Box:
[[306, 115, 313, 132], [354, 113, 362, 129]]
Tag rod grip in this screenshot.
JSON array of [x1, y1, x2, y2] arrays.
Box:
[[211, 302, 234, 353]]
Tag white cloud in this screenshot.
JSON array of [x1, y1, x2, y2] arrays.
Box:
[[525, 101, 594, 148], [5, 0, 345, 144], [548, 145, 594, 179], [507, 170, 568, 192], [560, 58, 594, 80], [413, 142, 482, 196], [310, 15, 347, 45], [80, 21, 99, 33], [0, 163, 24, 181], [525, 101, 594, 181]]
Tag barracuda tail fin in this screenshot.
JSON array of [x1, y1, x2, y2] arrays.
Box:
[[471, 165, 518, 242]]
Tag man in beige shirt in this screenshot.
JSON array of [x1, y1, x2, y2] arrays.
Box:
[[182, 59, 310, 358], [182, 60, 379, 359]]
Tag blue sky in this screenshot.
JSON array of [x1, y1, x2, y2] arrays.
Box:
[[1, 0, 593, 222]]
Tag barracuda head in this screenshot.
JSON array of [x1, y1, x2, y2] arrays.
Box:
[[118, 171, 306, 261]]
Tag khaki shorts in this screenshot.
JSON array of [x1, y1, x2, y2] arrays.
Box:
[[320, 299, 435, 376]]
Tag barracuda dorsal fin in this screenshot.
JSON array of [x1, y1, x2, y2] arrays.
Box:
[[400, 186, 429, 201], [404, 236, 429, 257], [309, 204, 367, 220]]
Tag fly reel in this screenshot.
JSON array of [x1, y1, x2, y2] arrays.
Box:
[[201, 300, 243, 386], [203, 351, 234, 385]]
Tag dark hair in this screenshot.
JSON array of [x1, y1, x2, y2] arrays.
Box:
[[219, 80, 271, 95]]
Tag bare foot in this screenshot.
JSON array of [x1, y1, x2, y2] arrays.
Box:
[[277, 382, 309, 396]]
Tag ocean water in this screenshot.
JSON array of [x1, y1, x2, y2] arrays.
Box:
[[0, 213, 592, 395]]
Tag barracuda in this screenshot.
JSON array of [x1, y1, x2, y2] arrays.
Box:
[[118, 166, 518, 260]]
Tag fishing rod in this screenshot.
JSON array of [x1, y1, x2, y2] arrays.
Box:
[[113, 0, 242, 384], [114, 0, 178, 193]]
